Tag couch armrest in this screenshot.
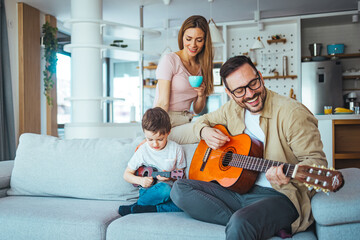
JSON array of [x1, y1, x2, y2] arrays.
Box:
[[312, 168, 360, 225], [0, 160, 14, 198]]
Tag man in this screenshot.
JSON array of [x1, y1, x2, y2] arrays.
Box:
[[171, 56, 327, 239]]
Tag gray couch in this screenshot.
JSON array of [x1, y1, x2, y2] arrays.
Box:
[[0, 133, 359, 240]]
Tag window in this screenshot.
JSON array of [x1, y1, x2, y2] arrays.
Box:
[[111, 60, 141, 123], [56, 53, 71, 126]]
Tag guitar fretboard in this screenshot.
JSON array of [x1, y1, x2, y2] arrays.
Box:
[[226, 153, 295, 177], [151, 172, 171, 178]]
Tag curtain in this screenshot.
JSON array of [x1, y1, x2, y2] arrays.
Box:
[[0, 0, 16, 161]]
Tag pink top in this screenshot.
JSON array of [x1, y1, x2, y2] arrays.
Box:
[[154, 52, 201, 112]]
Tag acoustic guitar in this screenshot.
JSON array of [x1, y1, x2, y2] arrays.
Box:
[[133, 166, 184, 187], [189, 125, 344, 194]]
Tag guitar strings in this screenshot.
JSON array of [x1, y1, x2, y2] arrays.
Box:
[[209, 148, 294, 176]]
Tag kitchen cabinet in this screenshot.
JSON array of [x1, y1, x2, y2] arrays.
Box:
[[317, 115, 360, 169], [333, 119, 360, 169]]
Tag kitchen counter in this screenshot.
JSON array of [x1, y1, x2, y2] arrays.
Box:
[[316, 114, 360, 120]]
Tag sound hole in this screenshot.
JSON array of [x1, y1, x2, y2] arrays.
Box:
[[219, 147, 235, 171], [222, 151, 233, 167]]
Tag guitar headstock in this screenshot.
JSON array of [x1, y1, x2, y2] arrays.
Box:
[[294, 165, 344, 193], [171, 170, 185, 180]]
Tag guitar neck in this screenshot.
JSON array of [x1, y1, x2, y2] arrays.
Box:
[[151, 171, 171, 178], [230, 153, 295, 178]]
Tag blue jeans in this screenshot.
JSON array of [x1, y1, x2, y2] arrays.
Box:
[[138, 182, 182, 212]]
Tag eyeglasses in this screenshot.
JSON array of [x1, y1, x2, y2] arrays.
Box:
[[227, 72, 262, 98]]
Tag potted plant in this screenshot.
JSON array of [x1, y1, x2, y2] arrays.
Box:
[[42, 22, 58, 107]]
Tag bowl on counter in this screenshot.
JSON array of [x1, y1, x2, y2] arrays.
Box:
[[327, 44, 345, 55]]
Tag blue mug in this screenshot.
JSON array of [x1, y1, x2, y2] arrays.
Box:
[[189, 76, 203, 88]]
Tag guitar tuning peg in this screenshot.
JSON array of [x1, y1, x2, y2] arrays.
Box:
[[308, 186, 313, 191], [316, 188, 321, 192]]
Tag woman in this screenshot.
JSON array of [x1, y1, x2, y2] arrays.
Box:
[[154, 15, 214, 144]]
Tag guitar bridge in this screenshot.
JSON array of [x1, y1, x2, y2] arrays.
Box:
[[200, 147, 212, 171]]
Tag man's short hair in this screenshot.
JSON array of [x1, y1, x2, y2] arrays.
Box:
[[220, 55, 258, 89], [142, 107, 171, 135]]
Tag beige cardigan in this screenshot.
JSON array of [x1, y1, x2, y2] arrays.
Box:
[[193, 89, 327, 233]]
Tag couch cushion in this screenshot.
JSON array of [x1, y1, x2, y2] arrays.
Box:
[[106, 212, 226, 240], [181, 143, 197, 177], [106, 212, 316, 240], [0, 196, 128, 240], [0, 160, 14, 189], [8, 133, 142, 201], [311, 168, 360, 226], [316, 221, 360, 240]]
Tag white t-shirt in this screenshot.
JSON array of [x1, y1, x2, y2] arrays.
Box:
[[244, 110, 272, 188], [128, 140, 186, 172]]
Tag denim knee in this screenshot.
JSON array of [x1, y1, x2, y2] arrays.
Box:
[[153, 182, 172, 200]]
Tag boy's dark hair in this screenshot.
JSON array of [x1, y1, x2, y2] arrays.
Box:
[[220, 55, 258, 90], [142, 107, 171, 135]]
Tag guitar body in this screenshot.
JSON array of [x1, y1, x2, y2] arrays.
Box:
[[189, 125, 263, 194], [135, 166, 155, 178]]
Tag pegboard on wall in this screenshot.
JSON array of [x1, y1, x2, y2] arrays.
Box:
[[227, 22, 299, 97]]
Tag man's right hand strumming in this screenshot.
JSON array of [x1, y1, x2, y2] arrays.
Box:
[[200, 126, 230, 150]]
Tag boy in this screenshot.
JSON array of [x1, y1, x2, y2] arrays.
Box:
[[119, 107, 186, 216]]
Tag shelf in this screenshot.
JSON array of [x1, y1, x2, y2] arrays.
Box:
[[137, 65, 157, 70], [267, 39, 287, 44], [144, 85, 157, 88], [302, 53, 360, 61], [64, 44, 160, 61], [343, 88, 360, 91], [64, 19, 161, 40], [334, 153, 360, 160], [343, 75, 360, 80], [263, 75, 297, 79]]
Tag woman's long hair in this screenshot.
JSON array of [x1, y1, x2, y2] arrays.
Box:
[[178, 15, 214, 96]]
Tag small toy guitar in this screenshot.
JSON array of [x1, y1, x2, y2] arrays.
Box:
[[133, 166, 184, 187]]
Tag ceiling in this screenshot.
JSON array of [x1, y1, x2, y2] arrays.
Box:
[[16, 0, 359, 31]]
